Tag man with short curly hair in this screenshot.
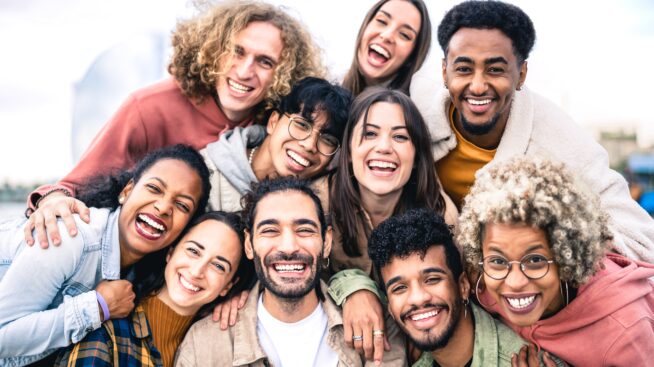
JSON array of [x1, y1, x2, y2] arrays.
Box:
[[411, 0, 654, 263], [25, 0, 325, 248]]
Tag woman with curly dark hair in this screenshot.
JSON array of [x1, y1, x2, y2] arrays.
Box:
[[25, 0, 324, 249], [458, 156, 654, 366], [0, 145, 211, 365]]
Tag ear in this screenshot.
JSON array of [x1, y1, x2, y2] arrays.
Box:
[[220, 277, 238, 297], [441, 58, 447, 83], [459, 271, 471, 298], [322, 225, 333, 259], [517, 61, 528, 90], [118, 179, 135, 204], [267, 111, 281, 135], [165, 246, 175, 263], [244, 230, 254, 260]]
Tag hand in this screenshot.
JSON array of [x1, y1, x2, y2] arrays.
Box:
[[212, 289, 249, 330], [96, 280, 135, 319], [511, 344, 563, 367], [24, 193, 90, 248], [342, 290, 390, 365]]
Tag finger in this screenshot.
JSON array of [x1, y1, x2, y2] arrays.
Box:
[[528, 344, 539, 366], [344, 320, 353, 349], [33, 214, 49, 248], [518, 345, 528, 367], [212, 304, 223, 322], [60, 210, 79, 237], [543, 352, 557, 367], [238, 290, 249, 308], [512, 353, 518, 367], [43, 211, 61, 246], [220, 301, 231, 330], [352, 325, 365, 354], [24, 218, 35, 246], [362, 322, 374, 361], [228, 296, 239, 326], [372, 329, 385, 365], [384, 335, 390, 351], [77, 201, 91, 223]]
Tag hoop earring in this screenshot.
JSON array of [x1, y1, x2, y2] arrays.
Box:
[[323, 257, 330, 270], [560, 281, 569, 306], [474, 274, 490, 309], [463, 298, 469, 319]]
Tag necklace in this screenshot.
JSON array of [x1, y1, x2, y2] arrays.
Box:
[[248, 146, 258, 165]]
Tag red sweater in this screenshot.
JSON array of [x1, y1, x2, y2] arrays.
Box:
[[28, 78, 251, 208]]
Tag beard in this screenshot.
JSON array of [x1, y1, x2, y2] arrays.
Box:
[[253, 251, 322, 300], [460, 111, 500, 136], [399, 300, 462, 352]]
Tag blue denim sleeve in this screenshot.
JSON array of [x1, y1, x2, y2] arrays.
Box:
[[327, 268, 384, 306], [0, 224, 101, 359]]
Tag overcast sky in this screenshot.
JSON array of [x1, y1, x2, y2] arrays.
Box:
[[1, 0, 653, 185]]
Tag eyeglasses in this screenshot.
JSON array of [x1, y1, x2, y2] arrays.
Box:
[[479, 253, 555, 280], [285, 114, 340, 156]]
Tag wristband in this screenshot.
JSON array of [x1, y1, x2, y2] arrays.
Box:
[[96, 291, 110, 322]]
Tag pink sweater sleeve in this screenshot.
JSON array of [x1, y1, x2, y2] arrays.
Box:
[[27, 94, 148, 209]]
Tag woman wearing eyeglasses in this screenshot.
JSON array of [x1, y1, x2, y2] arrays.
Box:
[[458, 156, 654, 367], [200, 77, 351, 212]]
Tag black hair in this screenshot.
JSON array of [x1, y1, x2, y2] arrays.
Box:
[[76, 144, 211, 221], [437, 0, 536, 63], [132, 211, 255, 320], [368, 208, 462, 291], [241, 177, 327, 238], [276, 77, 352, 143], [331, 87, 445, 257]]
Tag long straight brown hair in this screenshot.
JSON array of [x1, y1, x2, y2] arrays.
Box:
[[342, 0, 432, 97], [330, 88, 444, 257]]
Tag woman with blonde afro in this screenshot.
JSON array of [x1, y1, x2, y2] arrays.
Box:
[[25, 0, 325, 249], [458, 156, 654, 366]]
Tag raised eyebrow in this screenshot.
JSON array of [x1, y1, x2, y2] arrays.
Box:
[[256, 218, 279, 230], [485, 57, 508, 65]]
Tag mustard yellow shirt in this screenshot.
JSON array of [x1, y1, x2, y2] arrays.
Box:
[[436, 105, 496, 208]]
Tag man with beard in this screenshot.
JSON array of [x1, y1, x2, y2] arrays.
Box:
[[368, 209, 554, 366], [176, 177, 405, 367], [411, 1, 654, 264]]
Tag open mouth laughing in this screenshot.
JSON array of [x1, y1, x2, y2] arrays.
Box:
[[135, 213, 167, 240], [367, 159, 398, 176], [402, 305, 448, 329], [179, 274, 202, 293], [502, 293, 539, 314], [368, 43, 391, 65], [227, 78, 254, 94]]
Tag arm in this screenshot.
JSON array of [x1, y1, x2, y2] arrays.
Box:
[[328, 268, 383, 305], [0, 222, 102, 357]]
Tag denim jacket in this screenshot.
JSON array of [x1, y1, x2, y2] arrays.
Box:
[[0, 208, 121, 366]]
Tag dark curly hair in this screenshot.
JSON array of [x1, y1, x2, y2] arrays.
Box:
[[241, 177, 327, 238], [437, 0, 536, 63], [132, 211, 255, 320], [368, 208, 462, 291], [76, 144, 211, 222]]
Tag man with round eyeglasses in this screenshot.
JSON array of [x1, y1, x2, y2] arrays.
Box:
[[199, 77, 351, 212]]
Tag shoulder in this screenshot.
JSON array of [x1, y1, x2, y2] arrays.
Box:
[[182, 314, 235, 351], [472, 304, 526, 357]]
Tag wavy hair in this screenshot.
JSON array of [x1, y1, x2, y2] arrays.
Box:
[[342, 0, 431, 96], [331, 87, 445, 257], [457, 156, 612, 286], [168, 0, 325, 118]]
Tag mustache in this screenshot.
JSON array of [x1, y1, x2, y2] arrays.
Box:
[[263, 252, 315, 266], [400, 303, 448, 322]]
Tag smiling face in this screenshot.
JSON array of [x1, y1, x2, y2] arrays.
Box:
[[481, 222, 563, 327], [383, 246, 469, 351], [158, 219, 242, 315], [264, 110, 335, 179], [244, 191, 332, 299], [442, 28, 527, 147], [357, 0, 421, 85], [118, 159, 203, 267], [350, 101, 415, 202], [215, 21, 284, 122]]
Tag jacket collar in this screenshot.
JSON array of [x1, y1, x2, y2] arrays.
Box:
[[101, 208, 122, 280]]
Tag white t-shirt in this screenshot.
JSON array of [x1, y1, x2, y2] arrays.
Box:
[[257, 295, 339, 367]]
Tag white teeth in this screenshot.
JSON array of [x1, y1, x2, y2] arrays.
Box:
[[180, 275, 200, 292], [228, 79, 253, 93], [467, 99, 491, 105], [370, 44, 390, 59], [507, 295, 536, 309], [274, 264, 305, 272], [410, 310, 439, 321], [138, 214, 164, 231], [287, 150, 310, 167], [368, 160, 397, 169]]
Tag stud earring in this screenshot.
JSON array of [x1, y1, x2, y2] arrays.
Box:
[[118, 196, 124, 204], [444, 83, 448, 89]]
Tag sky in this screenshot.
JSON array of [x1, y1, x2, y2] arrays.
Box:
[[1, 0, 653, 185]]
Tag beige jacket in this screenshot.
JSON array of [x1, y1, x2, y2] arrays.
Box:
[[175, 281, 407, 367]]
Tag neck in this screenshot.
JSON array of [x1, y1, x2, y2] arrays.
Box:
[[452, 107, 507, 150], [251, 139, 277, 181], [119, 244, 141, 269], [261, 289, 319, 323], [360, 189, 402, 227], [431, 307, 475, 367], [214, 94, 248, 123], [156, 285, 200, 316]]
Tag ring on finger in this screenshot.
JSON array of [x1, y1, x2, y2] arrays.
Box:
[[352, 335, 363, 342], [373, 329, 384, 337]]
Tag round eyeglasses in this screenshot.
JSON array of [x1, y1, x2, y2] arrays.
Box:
[[285, 114, 340, 156], [479, 253, 555, 280]]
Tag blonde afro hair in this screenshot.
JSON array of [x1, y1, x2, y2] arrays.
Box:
[[457, 156, 612, 286]]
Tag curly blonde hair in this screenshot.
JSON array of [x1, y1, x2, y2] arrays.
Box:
[[457, 156, 612, 287], [168, 0, 325, 117]]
